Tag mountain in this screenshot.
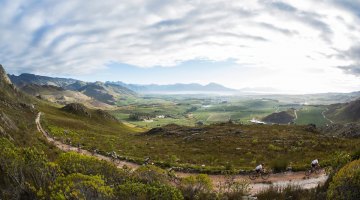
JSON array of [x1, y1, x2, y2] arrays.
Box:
[[0, 65, 43, 147], [9, 73, 137, 106], [325, 99, 360, 123], [77, 82, 136, 105], [19, 84, 112, 108], [107, 81, 237, 94], [262, 109, 296, 124], [9, 73, 78, 88]]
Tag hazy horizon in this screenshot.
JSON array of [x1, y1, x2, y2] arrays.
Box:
[[2, 0, 360, 94]]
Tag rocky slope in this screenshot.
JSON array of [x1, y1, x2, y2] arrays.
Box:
[[61, 103, 118, 122], [325, 99, 360, 123], [262, 109, 296, 124], [0, 65, 41, 146], [9, 73, 136, 106]]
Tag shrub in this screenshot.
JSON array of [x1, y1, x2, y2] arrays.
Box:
[[56, 152, 128, 185], [351, 148, 360, 160], [327, 159, 360, 200], [47, 173, 114, 200], [134, 165, 169, 184], [218, 173, 250, 200], [256, 185, 320, 200], [115, 182, 184, 200], [270, 158, 289, 173], [179, 174, 213, 200], [268, 144, 283, 151]]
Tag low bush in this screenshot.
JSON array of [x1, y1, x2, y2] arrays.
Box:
[[270, 158, 289, 173], [115, 182, 183, 200], [327, 159, 360, 200], [257, 185, 322, 200], [179, 174, 213, 200], [134, 165, 169, 184]]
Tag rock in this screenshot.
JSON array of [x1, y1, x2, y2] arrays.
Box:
[[95, 109, 118, 122], [61, 103, 91, 117], [0, 112, 18, 131], [0, 64, 12, 85]]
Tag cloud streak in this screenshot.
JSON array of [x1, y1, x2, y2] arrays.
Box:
[[0, 0, 359, 83]]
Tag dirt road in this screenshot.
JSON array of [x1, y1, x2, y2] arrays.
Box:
[[36, 112, 328, 194]]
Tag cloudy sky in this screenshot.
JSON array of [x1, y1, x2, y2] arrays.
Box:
[[1, 0, 360, 94]]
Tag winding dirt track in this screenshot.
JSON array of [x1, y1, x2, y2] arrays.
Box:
[[36, 112, 328, 194]]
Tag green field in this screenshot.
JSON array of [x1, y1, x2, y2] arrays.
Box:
[[294, 105, 331, 127], [111, 97, 289, 128]]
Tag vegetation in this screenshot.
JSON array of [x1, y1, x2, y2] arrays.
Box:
[[3, 66, 360, 199], [294, 105, 330, 127], [0, 138, 187, 199], [327, 159, 360, 199], [256, 185, 325, 200], [325, 99, 360, 123], [42, 103, 360, 172]]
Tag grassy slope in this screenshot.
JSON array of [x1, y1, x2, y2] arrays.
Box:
[[0, 82, 60, 159], [41, 102, 360, 171], [325, 99, 360, 123], [295, 106, 330, 126]]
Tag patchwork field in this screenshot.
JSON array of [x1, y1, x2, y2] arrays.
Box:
[[111, 96, 330, 129]]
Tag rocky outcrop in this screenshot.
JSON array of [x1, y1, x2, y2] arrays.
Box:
[[0, 64, 12, 85], [95, 109, 118, 122], [321, 123, 360, 138], [262, 109, 296, 124], [61, 103, 91, 117], [0, 112, 18, 131]]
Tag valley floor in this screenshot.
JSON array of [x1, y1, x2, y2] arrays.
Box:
[[36, 112, 328, 195]]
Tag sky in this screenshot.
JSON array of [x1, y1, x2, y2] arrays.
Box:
[[1, 0, 360, 94]]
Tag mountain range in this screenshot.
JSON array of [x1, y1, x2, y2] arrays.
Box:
[[8, 73, 137, 106], [9, 73, 238, 95], [107, 81, 237, 94]]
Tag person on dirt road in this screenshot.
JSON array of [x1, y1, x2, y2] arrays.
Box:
[[255, 163, 264, 174], [311, 159, 320, 169]]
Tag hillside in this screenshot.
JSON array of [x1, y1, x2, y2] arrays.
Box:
[[9, 73, 78, 88], [9, 73, 137, 106], [61, 103, 118, 122], [262, 109, 296, 124], [108, 81, 237, 94], [20, 84, 112, 108], [78, 82, 136, 105], [0, 65, 58, 153], [325, 99, 360, 123]]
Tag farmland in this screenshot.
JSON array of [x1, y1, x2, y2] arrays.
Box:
[[111, 95, 328, 128]]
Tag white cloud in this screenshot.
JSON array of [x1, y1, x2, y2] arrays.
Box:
[[1, 0, 360, 92]]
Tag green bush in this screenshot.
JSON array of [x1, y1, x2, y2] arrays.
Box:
[[115, 182, 183, 200], [327, 159, 360, 200], [179, 174, 213, 200], [56, 152, 128, 185], [270, 158, 289, 173], [47, 173, 114, 200], [134, 165, 169, 184], [351, 148, 360, 160]]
